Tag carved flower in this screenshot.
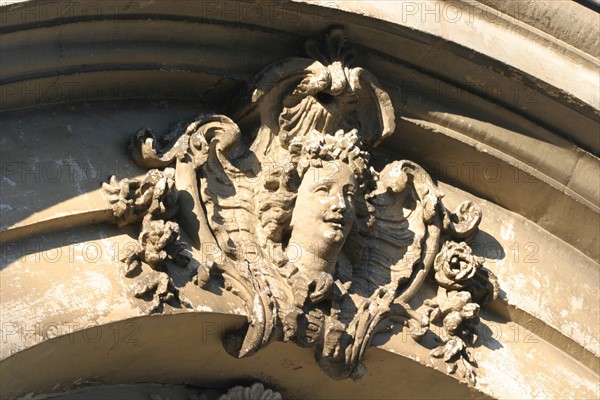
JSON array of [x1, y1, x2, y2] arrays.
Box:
[[218, 383, 282, 400], [434, 241, 483, 291]]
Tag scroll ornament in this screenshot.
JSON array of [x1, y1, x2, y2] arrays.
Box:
[[103, 27, 499, 384]]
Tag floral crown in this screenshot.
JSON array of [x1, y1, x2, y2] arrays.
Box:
[[288, 129, 370, 186]]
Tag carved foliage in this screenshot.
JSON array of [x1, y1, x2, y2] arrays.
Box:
[[103, 168, 189, 312]]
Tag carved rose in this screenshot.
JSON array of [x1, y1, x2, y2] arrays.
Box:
[[434, 241, 483, 291]]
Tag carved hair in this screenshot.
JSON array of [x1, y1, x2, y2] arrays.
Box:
[[289, 128, 369, 183]]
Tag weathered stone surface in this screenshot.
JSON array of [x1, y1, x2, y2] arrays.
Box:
[[1, 2, 598, 400]]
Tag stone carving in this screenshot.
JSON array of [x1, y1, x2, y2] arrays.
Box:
[[149, 382, 282, 400], [102, 168, 189, 312], [218, 383, 282, 400], [105, 27, 498, 384]]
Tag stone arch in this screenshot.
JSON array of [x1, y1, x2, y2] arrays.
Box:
[[1, 1, 598, 398]]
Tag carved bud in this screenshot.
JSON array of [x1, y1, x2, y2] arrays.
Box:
[[434, 241, 483, 291]]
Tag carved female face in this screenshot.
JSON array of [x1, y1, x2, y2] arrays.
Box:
[[289, 160, 357, 258]]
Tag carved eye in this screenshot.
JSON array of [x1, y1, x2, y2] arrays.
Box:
[[314, 185, 329, 194]]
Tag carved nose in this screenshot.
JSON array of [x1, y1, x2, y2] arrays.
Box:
[[331, 194, 346, 212]]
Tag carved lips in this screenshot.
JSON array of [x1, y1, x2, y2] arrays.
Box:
[[323, 213, 346, 231]]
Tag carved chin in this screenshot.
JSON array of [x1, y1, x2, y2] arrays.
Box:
[[323, 228, 345, 243]]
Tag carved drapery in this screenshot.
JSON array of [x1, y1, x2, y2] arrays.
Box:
[[99, 27, 499, 384]]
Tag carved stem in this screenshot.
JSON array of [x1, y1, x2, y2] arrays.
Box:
[[397, 222, 442, 303], [175, 156, 218, 254]]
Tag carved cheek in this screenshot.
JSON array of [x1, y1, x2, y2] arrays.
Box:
[[346, 194, 355, 210], [337, 193, 346, 209], [318, 195, 332, 207]]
